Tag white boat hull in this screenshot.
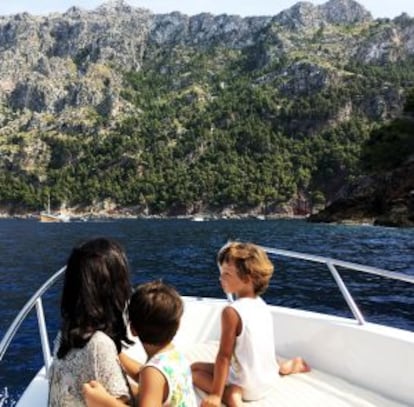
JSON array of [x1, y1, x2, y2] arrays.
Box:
[[39, 212, 70, 223], [16, 296, 414, 406]]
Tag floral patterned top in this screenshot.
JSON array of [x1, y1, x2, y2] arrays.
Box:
[[145, 348, 197, 407], [48, 331, 130, 407]]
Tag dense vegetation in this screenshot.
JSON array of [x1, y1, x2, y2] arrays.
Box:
[[361, 87, 414, 171], [1, 45, 413, 215]]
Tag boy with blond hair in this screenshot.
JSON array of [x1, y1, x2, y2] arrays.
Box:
[[192, 242, 309, 407]]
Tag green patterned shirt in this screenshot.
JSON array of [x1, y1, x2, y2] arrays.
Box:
[[145, 348, 197, 407]]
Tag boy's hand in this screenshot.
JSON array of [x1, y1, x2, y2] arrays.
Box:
[[201, 394, 221, 407], [83, 380, 112, 407]]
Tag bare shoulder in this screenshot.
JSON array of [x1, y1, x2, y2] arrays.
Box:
[[139, 366, 166, 404], [222, 305, 239, 319], [221, 306, 241, 332]]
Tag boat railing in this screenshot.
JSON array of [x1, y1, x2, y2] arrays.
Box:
[[226, 247, 414, 326], [1, 248, 413, 377], [263, 247, 414, 325], [0, 266, 66, 376]]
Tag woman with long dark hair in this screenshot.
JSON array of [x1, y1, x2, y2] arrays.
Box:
[[49, 237, 133, 406]]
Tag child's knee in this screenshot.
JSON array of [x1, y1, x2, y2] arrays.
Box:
[[190, 362, 198, 372], [227, 394, 243, 407], [224, 386, 243, 407]]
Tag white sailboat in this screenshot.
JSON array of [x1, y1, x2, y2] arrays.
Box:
[[1, 246, 413, 406], [39, 194, 70, 223]]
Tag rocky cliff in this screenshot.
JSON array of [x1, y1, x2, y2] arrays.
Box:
[[1, 0, 412, 119], [308, 158, 414, 227], [0, 0, 413, 222]]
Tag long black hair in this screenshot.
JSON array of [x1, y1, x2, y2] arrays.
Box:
[[57, 237, 132, 359]]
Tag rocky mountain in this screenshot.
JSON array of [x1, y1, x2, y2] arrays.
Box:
[[1, 0, 411, 118], [0, 0, 413, 223]]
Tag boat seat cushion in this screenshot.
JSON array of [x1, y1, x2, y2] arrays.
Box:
[[183, 341, 404, 407], [18, 341, 404, 407]]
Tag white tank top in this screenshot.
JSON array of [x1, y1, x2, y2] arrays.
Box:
[[228, 297, 280, 401]]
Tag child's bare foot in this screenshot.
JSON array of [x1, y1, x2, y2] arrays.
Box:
[[279, 357, 311, 376]]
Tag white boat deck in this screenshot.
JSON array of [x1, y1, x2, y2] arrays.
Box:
[[6, 251, 414, 407], [184, 341, 404, 407], [12, 316, 414, 407], [15, 340, 406, 407]]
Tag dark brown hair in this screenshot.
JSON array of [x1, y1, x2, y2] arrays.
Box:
[[58, 237, 131, 358], [128, 281, 183, 346]]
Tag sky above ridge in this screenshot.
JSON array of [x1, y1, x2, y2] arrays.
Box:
[[0, 0, 413, 19]]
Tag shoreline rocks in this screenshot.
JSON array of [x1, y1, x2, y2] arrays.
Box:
[[308, 160, 414, 228]]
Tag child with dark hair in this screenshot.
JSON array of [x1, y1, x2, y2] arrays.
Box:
[[83, 280, 197, 407], [192, 241, 309, 407], [49, 237, 133, 406]]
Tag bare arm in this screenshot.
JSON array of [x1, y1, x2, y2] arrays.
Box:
[[138, 366, 166, 407], [203, 306, 239, 405], [119, 351, 142, 383]]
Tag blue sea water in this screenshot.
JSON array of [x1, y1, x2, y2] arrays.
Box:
[[0, 218, 413, 406]]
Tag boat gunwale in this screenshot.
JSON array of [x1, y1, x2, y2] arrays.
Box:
[[2, 247, 413, 364], [1, 247, 413, 405]]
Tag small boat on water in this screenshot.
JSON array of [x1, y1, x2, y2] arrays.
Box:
[[1, 246, 413, 406], [39, 195, 70, 223], [39, 211, 70, 223]]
